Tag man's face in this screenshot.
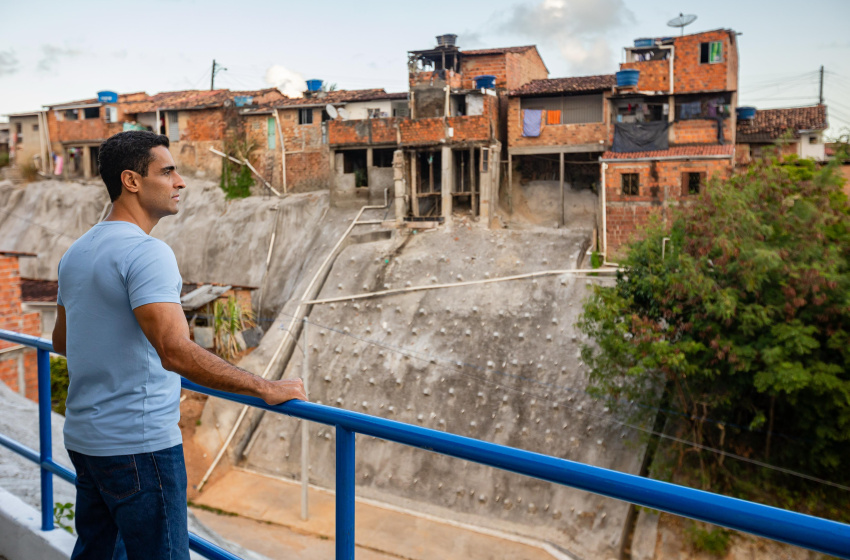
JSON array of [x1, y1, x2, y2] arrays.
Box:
[[137, 146, 186, 219]]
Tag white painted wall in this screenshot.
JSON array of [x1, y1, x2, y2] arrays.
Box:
[[799, 131, 826, 161], [343, 100, 393, 120]]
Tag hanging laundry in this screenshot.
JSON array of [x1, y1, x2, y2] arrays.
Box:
[[53, 155, 63, 175], [522, 109, 543, 137], [547, 110, 561, 125]]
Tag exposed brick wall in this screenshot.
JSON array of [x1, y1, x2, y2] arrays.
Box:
[[48, 110, 124, 144], [604, 158, 732, 255], [448, 115, 490, 142], [285, 151, 330, 192], [181, 109, 227, 141], [507, 97, 608, 148], [409, 71, 462, 89], [461, 55, 508, 89], [328, 118, 402, 146], [672, 30, 737, 94], [277, 108, 325, 151], [671, 119, 733, 145], [0, 255, 41, 401], [399, 118, 446, 146], [506, 50, 549, 91], [620, 60, 670, 91]]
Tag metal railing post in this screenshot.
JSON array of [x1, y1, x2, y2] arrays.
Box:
[[335, 426, 355, 560], [37, 348, 54, 531]]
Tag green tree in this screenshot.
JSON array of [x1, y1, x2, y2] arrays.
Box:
[[578, 154, 850, 493]]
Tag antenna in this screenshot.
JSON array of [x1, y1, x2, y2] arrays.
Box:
[[337, 108, 350, 121], [667, 13, 697, 36], [325, 104, 339, 120]]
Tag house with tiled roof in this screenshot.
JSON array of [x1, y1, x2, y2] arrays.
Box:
[[736, 105, 828, 164]]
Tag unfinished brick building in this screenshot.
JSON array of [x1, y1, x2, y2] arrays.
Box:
[[600, 29, 740, 256], [507, 74, 615, 229], [44, 92, 148, 179], [0, 251, 41, 402], [325, 35, 548, 225]]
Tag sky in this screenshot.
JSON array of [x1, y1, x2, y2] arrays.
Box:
[[2, 0, 849, 136]]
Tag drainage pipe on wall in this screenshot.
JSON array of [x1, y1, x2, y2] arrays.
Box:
[[198, 190, 390, 491]]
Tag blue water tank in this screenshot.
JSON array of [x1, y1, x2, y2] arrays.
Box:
[[305, 79, 323, 92], [616, 70, 640, 87], [634, 38, 653, 48], [474, 75, 496, 89], [736, 106, 757, 120]]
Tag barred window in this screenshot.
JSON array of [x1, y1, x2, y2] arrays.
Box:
[[621, 173, 639, 196]]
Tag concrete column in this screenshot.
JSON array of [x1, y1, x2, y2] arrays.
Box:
[[82, 146, 92, 179], [441, 146, 453, 222], [393, 150, 407, 222]]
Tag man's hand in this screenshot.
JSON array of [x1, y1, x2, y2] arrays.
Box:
[[261, 378, 307, 405]]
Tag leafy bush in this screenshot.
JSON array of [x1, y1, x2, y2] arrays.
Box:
[[579, 154, 850, 497], [50, 356, 69, 416], [686, 523, 731, 556]]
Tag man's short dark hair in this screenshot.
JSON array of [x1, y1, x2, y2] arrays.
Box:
[[98, 131, 170, 202]]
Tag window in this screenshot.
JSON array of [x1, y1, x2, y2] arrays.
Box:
[[481, 148, 489, 173], [298, 108, 313, 125], [621, 173, 639, 196], [267, 118, 276, 150], [700, 41, 723, 64], [373, 148, 394, 168], [104, 106, 118, 123], [392, 101, 409, 118], [682, 172, 705, 196], [83, 107, 100, 119], [64, 109, 79, 121], [32, 124, 39, 132], [367, 108, 382, 119], [809, 136, 818, 144]]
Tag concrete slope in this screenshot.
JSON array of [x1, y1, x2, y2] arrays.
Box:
[[198, 224, 644, 560], [0, 179, 332, 322]]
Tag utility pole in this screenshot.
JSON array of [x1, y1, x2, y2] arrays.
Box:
[[819, 65, 824, 105], [211, 59, 227, 90]]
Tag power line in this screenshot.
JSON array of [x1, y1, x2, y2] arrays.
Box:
[[267, 307, 850, 493]]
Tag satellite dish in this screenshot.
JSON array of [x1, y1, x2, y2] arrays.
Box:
[[667, 13, 697, 35], [337, 108, 350, 121], [325, 104, 339, 119]]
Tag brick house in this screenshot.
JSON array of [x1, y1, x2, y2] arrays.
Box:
[[736, 105, 829, 165], [0, 251, 41, 401], [325, 36, 548, 226], [6, 111, 50, 174], [242, 88, 409, 194], [44, 92, 148, 179], [120, 88, 286, 180], [599, 29, 740, 256], [507, 74, 615, 228]]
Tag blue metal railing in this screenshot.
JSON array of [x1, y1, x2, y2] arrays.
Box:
[[1, 328, 849, 560]]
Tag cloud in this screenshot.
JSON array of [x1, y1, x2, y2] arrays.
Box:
[[37, 44, 84, 72], [457, 31, 485, 48], [265, 65, 307, 98], [0, 49, 19, 76], [499, 0, 634, 75]]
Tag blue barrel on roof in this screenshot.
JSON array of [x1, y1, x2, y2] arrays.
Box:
[[305, 79, 323, 92], [736, 106, 757, 120], [97, 91, 118, 103], [634, 38, 654, 48], [474, 75, 496, 89], [616, 69, 640, 87]]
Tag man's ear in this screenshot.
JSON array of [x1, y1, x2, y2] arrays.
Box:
[[121, 170, 141, 194]]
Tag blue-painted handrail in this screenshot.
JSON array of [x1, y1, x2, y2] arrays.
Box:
[[1, 328, 849, 560]]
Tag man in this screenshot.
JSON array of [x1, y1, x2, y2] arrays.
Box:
[[52, 131, 305, 560]]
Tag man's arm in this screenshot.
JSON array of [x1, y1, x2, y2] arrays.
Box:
[[133, 302, 305, 405], [52, 305, 67, 356]]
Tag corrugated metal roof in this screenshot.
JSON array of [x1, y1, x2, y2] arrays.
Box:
[[181, 285, 232, 311]]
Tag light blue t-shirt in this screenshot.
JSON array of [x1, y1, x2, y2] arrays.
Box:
[[57, 221, 183, 456]]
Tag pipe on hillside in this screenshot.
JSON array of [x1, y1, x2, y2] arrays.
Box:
[[197, 190, 391, 491]]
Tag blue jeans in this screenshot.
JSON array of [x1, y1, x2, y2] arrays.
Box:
[[67, 444, 189, 560]]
